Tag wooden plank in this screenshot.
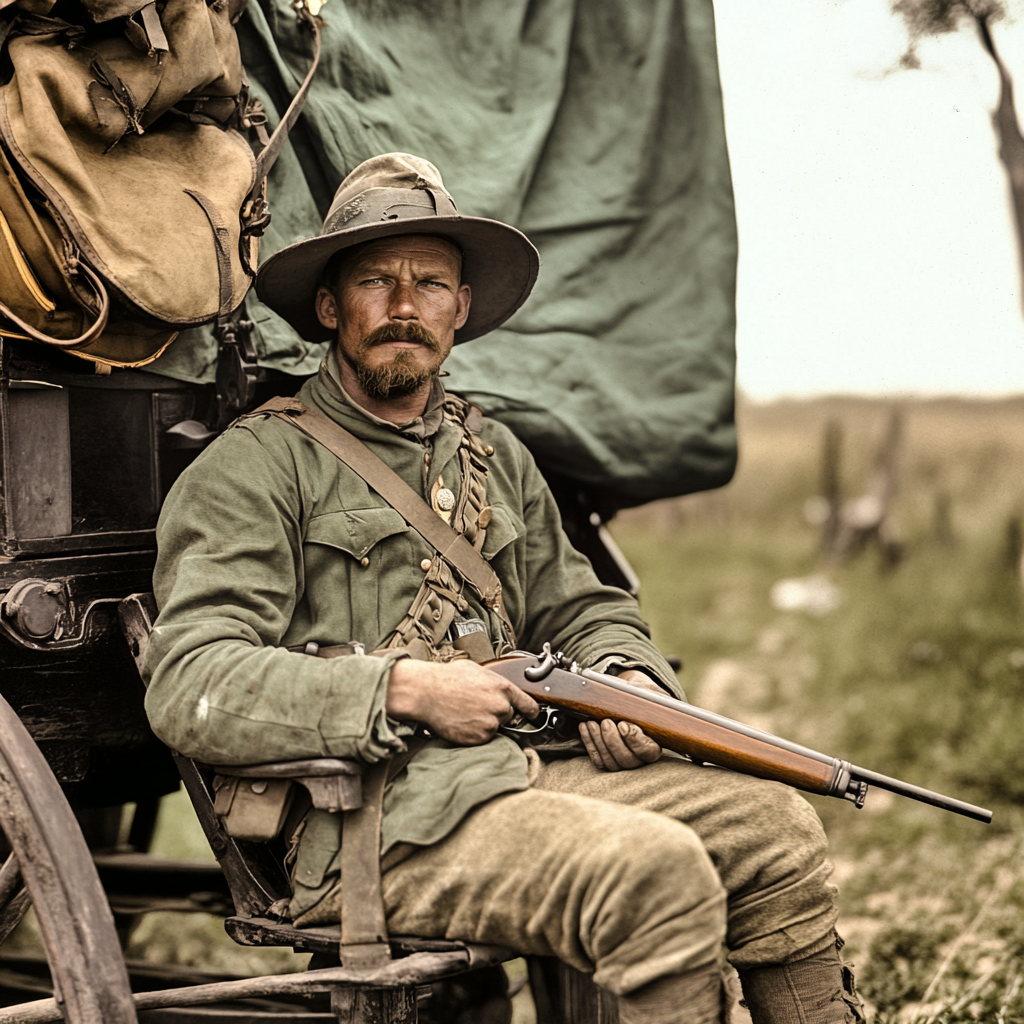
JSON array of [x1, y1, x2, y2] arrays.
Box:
[[10, 530, 155, 558], [4, 389, 71, 541], [332, 987, 417, 1023], [0, 549, 154, 589], [0, 951, 509, 1023]]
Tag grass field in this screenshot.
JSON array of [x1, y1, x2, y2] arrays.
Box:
[[13, 395, 1024, 1022]]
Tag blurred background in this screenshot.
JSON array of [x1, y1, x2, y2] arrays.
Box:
[[717, 0, 1024, 399], [617, 3, 1024, 1019]]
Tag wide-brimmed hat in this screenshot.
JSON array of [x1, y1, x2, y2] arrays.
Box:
[[255, 153, 540, 344]]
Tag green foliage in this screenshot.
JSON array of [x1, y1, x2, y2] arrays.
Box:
[[861, 923, 949, 1014]]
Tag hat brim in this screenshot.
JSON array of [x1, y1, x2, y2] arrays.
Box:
[[255, 215, 540, 344]]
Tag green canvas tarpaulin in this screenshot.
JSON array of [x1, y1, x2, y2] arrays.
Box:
[[151, 0, 738, 509]]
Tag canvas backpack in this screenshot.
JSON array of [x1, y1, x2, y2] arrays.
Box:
[[0, 0, 318, 368]]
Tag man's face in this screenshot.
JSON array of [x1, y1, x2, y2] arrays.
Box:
[[315, 235, 472, 401]]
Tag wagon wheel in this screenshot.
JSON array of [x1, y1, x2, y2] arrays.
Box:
[[0, 691, 137, 1023]]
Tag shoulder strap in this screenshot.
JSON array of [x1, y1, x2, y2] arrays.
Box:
[[253, 397, 513, 628]]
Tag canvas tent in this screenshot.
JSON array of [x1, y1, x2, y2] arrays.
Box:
[[151, 0, 738, 511]]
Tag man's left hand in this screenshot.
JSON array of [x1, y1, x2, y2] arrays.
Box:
[[578, 670, 663, 772]]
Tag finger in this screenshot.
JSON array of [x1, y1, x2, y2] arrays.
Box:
[[506, 684, 541, 721], [598, 718, 645, 769], [585, 720, 624, 771], [617, 720, 661, 764], [578, 722, 606, 769]]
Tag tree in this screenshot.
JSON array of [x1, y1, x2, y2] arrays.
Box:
[[894, 1, 1024, 298]]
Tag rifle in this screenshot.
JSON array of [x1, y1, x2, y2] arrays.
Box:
[[485, 645, 993, 824]]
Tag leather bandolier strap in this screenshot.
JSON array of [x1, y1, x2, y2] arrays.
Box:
[[383, 394, 504, 660]]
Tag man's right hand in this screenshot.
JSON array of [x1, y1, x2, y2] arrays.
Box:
[[386, 658, 540, 746]]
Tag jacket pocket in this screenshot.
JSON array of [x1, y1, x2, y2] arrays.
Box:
[[481, 503, 525, 560], [291, 809, 342, 892], [305, 507, 408, 560]]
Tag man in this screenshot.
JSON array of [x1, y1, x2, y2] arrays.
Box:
[[145, 154, 863, 1023]]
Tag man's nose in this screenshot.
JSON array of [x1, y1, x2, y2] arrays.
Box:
[[388, 280, 418, 320]]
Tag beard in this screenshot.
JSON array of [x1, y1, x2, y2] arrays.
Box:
[[351, 323, 446, 400]]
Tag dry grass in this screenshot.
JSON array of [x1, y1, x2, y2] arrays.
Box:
[[613, 394, 1024, 1022]]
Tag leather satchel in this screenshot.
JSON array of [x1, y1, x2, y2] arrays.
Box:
[[0, 0, 319, 368]]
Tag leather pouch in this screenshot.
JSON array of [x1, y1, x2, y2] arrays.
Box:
[[212, 774, 295, 843]]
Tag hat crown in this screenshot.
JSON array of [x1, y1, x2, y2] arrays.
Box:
[[323, 153, 457, 234]]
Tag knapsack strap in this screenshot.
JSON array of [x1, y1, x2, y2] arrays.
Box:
[[248, 3, 321, 201], [252, 396, 516, 642]]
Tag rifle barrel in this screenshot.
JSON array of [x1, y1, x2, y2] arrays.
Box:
[[850, 766, 992, 823]]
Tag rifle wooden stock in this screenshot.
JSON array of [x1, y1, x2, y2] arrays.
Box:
[[485, 654, 993, 824]]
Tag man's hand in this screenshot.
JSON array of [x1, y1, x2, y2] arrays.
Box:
[[579, 669, 663, 772], [386, 658, 540, 746]]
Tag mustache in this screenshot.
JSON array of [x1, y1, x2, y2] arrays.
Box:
[[360, 322, 442, 353]]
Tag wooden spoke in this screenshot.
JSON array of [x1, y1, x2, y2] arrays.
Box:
[[0, 692, 136, 1023], [0, 886, 32, 948], [0, 850, 30, 944]]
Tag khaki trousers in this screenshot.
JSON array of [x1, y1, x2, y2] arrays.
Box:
[[302, 754, 838, 996]]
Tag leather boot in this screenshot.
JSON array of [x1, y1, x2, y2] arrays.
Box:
[[617, 961, 727, 1024], [737, 933, 865, 1024]]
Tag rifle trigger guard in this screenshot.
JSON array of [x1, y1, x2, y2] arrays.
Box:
[[500, 704, 562, 736]]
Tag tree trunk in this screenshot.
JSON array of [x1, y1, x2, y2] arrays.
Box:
[[976, 14, 1024, 305]]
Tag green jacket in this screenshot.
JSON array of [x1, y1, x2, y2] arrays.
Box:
[[144, 356, 680, 916]]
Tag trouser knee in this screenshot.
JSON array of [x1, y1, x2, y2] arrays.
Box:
[[584, 815, 727, 995], [709, 780, 838, 968]]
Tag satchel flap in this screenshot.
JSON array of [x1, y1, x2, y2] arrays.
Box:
[[215, 777, 295, 842]]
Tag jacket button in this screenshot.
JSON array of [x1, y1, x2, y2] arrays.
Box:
[[360, 557, 369, 567], [420, 559, 432, 572], [484, 445, 494, 456]]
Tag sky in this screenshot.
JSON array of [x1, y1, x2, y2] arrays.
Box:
[[712, 0, 1024, 399]]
